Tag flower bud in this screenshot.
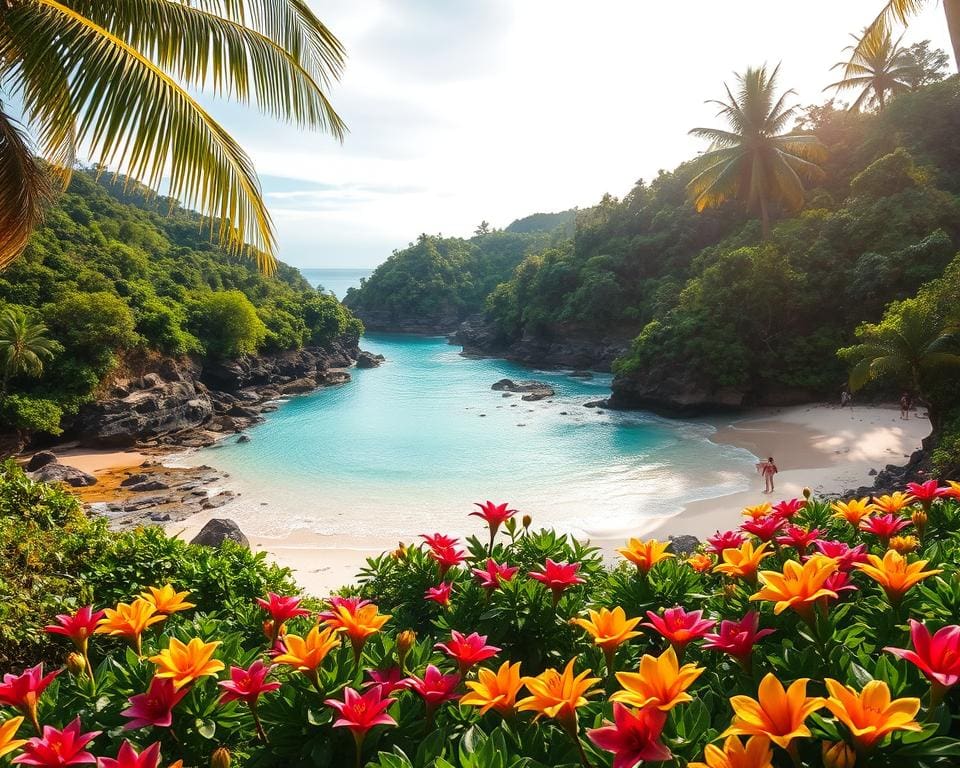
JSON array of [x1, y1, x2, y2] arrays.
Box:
[[802, 487, 812, 500], [521, 514, 532, 530], [911, 508, 928, 534], [392, 542, 408, 560], [889, 535, 919, 554], [723, 583, 738, 601], [66, 652, 87, 677], [210, 747, 231, 768], [822, 741, 855, 768], [396, 628, 416, 670], [503, 517, 517, 535]]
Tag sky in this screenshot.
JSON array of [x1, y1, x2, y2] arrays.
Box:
[[90, 2, 960, 268]]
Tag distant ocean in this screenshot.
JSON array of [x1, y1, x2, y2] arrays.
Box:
[[299, 268, 373, 299]]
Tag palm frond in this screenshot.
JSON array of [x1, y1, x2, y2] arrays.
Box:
[[853, 1, 926, 75], [0, 108, 52, 269]]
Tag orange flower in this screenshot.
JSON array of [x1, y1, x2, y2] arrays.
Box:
[[611, 646, 704, 711], [831, 498, 876, 525], [724, 674, 824, 749], [518, 658, 600, 733], [687, 553, 714, 573], [95, 598, 165, 654], [889, 535, 919, 554], [689, 735, 773, 768], [945, 480, 960, 498], [855, 550, 942, 603], [750, 555, 838, 621], [714, 541, 773, 582], [572, 607, 642, 659], [461, 661, 523, 716], [141, 585, 196, 615], [322, 604, 391, 661], [0, 716, 26, 759], [274, 625, 341, 675], [742, 503, 772, 520], [824, 679, 921, 750], [148, 637, 224, 690], [872, 492, 915, 515], [616, 539, 674, 573]]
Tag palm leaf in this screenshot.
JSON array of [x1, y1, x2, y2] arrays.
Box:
[[853, 1, 927, 76]]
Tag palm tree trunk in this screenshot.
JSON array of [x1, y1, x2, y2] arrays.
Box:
[[946, 0, 960, 72], [759, 196, 771, 240]]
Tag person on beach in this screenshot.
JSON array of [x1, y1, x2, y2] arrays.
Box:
[[900, 392, 911, 420], [758, 456, 778, 494]]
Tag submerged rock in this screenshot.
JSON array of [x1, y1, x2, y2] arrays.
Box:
[[491, 379, 555, 401], [356, 351, 385, 368], [189, 518, 249, 549]]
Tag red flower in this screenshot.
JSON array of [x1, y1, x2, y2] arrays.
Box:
[[420, 533, 459, 550], [425, 583, 452, 608], [885, 620, 960, 690], [643, 607, 715, 655], [13, 717, 99, 767], [706, 530, 747, 556], [97, 741, 161, 768], [775, 525, 821, 553], [811, 540, 868, 571], [823, 570, 858, 600], [405, 665, 461, 709], [0, 664, 60, 732], [529, 559, 586, 604], [860, 514, 911, 545], [586, 703, 671, 767], [472, 559, 519, 592], [255, 593, 310, 632], [906, 480, 948, 506], [120, 677, 188, 730], [316, 596, 372, 623], [772, 498, 806, 520], [363, 667, 408, 697], [324, 685, 397, 738], [434, 631, 500, 676], [702, 611, 774, 665], [471, 501, 517, 550], [217, 661, 280, 707], [740, 515, 784, 542], [43, 606, 104, 652]]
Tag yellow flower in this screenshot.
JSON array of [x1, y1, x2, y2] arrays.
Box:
[[0, 716, 26, 760], [687, 553, 714, 573], [95, 598, 165, 654], [571, 607, 641, 654], [322, 604, 391, 660], [616, 538, 674, 573], [741, 503, 772, 520], [714, 541, 773, 582], [517, 658, 600, 732], [274, 625, 341, 673], [724, 674, 824, 749], [611, 646, 704, 711], [872, 492, 915, 514], [889, 535, 919, 554], [855, 550, 942, 603], [149, 637, 224, 690], [824, 679, 921, 750], [831, 497, 877, 525], [141, 584, 196, 615], [689, 735, 773, 768], [750, 555, 838, 620], [461, 661, 523, 716]]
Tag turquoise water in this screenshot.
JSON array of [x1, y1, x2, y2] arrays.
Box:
[[299, 268, 372, 298], [192, 335, 756, 541]]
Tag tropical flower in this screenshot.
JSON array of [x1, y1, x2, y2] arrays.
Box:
[[471, 559, 518, 592], [395, 630, 416, 671], [148, 638, 224, 690], [43, 606, 104, 653], [405, 665, 461, 711], [885, 620, 960, 693], [823, 570, 858, 601], [740, 515, 784, 542], [586, 703, 671, 767], [812, 540, 868, 571], [855, 550, 942, 603], [425, 583, 453, 607], [218, 661, 280, 706], [772, 498, 805, 520], [420, 532, 459, 550], [325, 686, 396, 768], [316, 596, 372, 623], [98, 741, 162, 768], [322, 603, 391, 662], [687, 553, 714, 572], [889, 535, 919, 554], [572, 607, 642, 669], [688, 735, 774, 768], [611, 646, 704, 711], [706, 530, 747, 556], [529, 559, 586, 605], [643, 607, 715, 655], [363, 667, 408, 697], [872, 491, 915, 514], [255, 593, 310, 643], [714, 540, 773, 582], [775, 525, 821, 554], [0, 717, 26, 760], [471, 500, 516, 550], [518, 659, 599, 733], [724, 674, 824, 749], [140, 585, 195, 616], [273, 626, 340, 683], [12, 718, 99, 767], [944, 480, 960, 499], [0, 664, 60, 734], [427, 544, 467, 577], [121, 677, 189, 730], [741, 502, 772, 520], [860, 513, 911, 546], [434, 631, 500, 676], [460, 661, 523, 716], [911, 508, 928, 540], [831, 497, 876, 525], [616, 538, 674, 573], [906, 480, 947, 507], [95, 599, 164, 655], [750, 554, 838, 622], [702, 612, 774, 667], [823, 678, 921, 750]]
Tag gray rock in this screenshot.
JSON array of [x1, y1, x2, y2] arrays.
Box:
[[491, 379, 555, 401], [668, 535, 701, 556], [868, 468, 878, 476], [356, 351, 385, 368], [189, 518, 249, 548], [120, 473, 150, 487], [128, 480, 170, 492], [31, 463, 97, 487], [583, 400, 608, 408], [320, 370, 351, 386], [26, 451, 58, 472], [236, 434, 251, 443], [281, 377, 317, 394]]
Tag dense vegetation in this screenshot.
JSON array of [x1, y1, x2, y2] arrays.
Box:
[[0, 169, 362, 440]]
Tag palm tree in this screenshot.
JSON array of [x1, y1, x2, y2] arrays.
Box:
[[827, 31, 917, 111], [687, 65, 826, 239], [0, 307, 59, 390], [856, 0, 960, 73], [0, 1, 347, 272]]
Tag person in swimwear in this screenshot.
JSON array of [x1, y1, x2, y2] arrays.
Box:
[[759, 456, 778, 494]]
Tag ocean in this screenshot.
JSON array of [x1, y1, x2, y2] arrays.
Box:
[[299, 268, 373, 298]]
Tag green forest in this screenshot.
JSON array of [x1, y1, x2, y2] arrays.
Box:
[[0, 171, 362, 440]]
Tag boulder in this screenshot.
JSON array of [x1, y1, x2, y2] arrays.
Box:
[[236, 434, 251, 443], [127, 480, 170, 492], [31, 463, 97, 487], [26, 451, 58, 471], [491, 379, 555, 401], [189, 518, 249, 548], [120, 473, 150, 487], [356, 351, 385, 368], [281, 377, 317, 394], [668, 535, 701, 556], [583, 400, 608, 409], [320, 370, 351, 386]]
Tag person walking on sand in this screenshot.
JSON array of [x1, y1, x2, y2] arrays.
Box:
[[758, 456, 778, 494], [900, 392, 911, 420]]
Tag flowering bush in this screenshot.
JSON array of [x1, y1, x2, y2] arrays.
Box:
[[2, 482, 960, 766]]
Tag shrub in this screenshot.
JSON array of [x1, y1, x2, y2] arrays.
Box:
[[190, 290, 267, 358]]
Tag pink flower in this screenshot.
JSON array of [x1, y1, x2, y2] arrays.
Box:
[[97, 741, 161, 768], [586, 703, 671, 768], [529, 559, 586, 604], [906, 481, 948, 506], [775, 525, 821, 554], [425, 583, 453, 608], [420, 533, 459, 550], [43, 606, 104, 652], [324, 685, 397, 738], [472, 559, 519, 592], [316, 596, 372, 623], [405, 665, 461, 709], [860, 513, 911, 545], [427, 545, 467, 577], [811, 540, 868, 571], [0, 664, 60, 731], [885, 620, 960, 690], [13, 718, 99, 766], [706, 530, 747, 556], [643, 607, 715, 655], [823, 570, 858, 600], [363, 667, 408, 697], [702, 611, 774, 665], [255, 593, 310, 642], [435, 631, 500, 676], [217, 661, 280, 706], [120, 677, 188, 730], [740, 515, 784, 542], [772, 498, 806, 520]]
